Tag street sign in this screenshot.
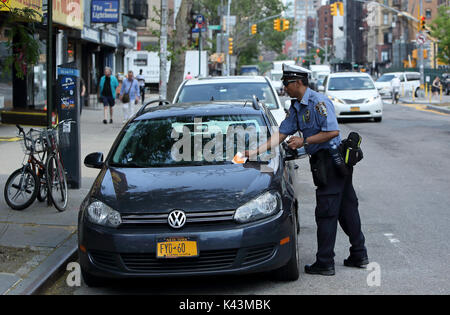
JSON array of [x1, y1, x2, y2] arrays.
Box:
[[416, 33, 427, 45]]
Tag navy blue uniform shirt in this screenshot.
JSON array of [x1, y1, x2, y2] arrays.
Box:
[[279, 87, 341, 155]]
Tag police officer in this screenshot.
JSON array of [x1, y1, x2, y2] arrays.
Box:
[[245, 64, 368, 276]]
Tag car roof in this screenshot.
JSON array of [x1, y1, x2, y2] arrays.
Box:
[[135, 101, 268, 120], [182, 76, 268, 86], [328, 72, 372, 78]]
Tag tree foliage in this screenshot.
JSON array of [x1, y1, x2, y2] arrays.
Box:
[[0, 2, 42, 79], [430, 6, 450, 65]]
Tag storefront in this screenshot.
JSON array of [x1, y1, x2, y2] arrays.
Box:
[[0, 0, 84, 126]]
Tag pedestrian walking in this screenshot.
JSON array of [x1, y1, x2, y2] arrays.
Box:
[[136, 69, 146, 105], [99, 67, 119, 124], [245, 64, 369, 276], [390, 75, 401, 104], [120, 70, 140, 123], [432, 76, 441, 97]]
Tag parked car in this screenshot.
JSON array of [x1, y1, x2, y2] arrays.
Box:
[[374, 72, 421, 98], [173, 76, 287, 126], [323, 72, 383, 122], [79, 100, 301, 286]]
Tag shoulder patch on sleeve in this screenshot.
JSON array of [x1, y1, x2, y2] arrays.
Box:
[[315, 102, 328, 117]]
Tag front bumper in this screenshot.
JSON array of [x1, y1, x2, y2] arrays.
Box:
[[78, 209, 295, 279], [335, 100, 383, 119]]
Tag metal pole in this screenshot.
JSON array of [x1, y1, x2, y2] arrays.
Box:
[[46, 0, 53, 127], [220, 0, 224, 75], [199, 26, 202, 77], [160, 0, 168, 100], [419, 0, 424, 86], [226, 0, 231, 76]]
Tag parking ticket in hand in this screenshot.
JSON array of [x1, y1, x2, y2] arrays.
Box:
[[232, 152, 248, 164]]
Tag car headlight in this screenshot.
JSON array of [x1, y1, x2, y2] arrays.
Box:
[[365, 95, 381, 103], [328, 95, 344, 104], [234, 191, 281, 224], [86, 200, 122, 228]]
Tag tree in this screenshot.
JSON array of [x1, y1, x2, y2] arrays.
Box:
[[0, 2, 42, 79], [430, 6, 450, 65]]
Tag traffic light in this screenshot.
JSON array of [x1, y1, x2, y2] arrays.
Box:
[[337, 2, 344, 16], [228, 37, 233, 55], [273, 18, 281, 31], [251, 24, 257, 35], [282, 19, 290, 31], [330, 3, 337, 16], [419, 16, 426, 30]]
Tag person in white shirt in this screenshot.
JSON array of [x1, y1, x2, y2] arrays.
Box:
[[136, 69, 146, 105], [390, 75, 401, 104]]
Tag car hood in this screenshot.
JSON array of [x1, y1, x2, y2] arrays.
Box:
[[90, 164, 279, 213], [327, 89, 379, 100], [374, 82, 391, 89]]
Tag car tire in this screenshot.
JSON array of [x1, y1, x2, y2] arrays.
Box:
[[415, 87, 419, 98], [81, 268, 106, 287], [273, 212, 300, 281], [374, 117, 382, 122]]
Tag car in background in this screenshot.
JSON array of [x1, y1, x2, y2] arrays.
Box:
[[79, 100, 301, 286], [269, 69, 284, 95], [323, 72, 383, 122], [375, 72, 421, 98], [173, 76, 287, 126]]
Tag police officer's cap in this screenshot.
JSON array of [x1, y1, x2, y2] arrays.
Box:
[[281, 63, 312, 80]]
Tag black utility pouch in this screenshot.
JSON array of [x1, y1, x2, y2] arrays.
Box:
[[342, 132, 364, 166], [310, 151, 328, 187]]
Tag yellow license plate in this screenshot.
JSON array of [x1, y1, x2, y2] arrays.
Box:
[[350, 107, 360, 112], [157, 238, 198, 258]]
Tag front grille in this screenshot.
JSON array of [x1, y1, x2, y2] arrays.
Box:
[[121, 210, 236, 227], [90, 250, 119, 270], [121, 249, 238, 272], [343, 99, 366, 104], [243, 245, 276, 266]]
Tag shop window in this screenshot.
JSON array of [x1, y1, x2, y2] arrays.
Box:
[[0, 30, 13, 110]]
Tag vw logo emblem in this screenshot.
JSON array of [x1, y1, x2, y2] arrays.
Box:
[[168, 210, 186, 229]]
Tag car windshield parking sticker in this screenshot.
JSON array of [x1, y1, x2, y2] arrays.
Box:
[[315, 102, 327, 117]]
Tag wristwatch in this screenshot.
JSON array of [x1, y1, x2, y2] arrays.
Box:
[[303, 137, 309, 148]]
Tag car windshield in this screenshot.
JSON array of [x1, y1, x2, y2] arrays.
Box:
[[176, 83, 279, 109], [328, 77, 375, 91], [110, 114, 270, 167], [272, 73, 282, 81], [376, 74, 396, 82]]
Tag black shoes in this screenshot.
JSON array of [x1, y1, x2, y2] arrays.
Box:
[[109, 119, 113, 124], [343, 256, 369, 268], [304, 263, 335, 276], [103, 119, 107, 124]]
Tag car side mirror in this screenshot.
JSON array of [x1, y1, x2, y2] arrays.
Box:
[[84, 152, 104, 169], [318, 85, 325, 92]]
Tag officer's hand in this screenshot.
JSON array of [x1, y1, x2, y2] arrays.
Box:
[[287, 136, 304, 150]]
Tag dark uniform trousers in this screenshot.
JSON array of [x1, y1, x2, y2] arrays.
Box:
[[312, 151, 367, 267]]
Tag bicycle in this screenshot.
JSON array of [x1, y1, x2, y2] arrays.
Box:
[[44, 119, 74, 212], [4, 126, 48, 210]]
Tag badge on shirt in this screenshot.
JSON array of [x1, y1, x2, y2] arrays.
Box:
[[303, 110, 310, 123], [315, 102, 328, 117]]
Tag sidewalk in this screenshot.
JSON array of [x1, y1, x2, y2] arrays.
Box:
[[0, 97, 158, 294], [398, 93, 450, 114]]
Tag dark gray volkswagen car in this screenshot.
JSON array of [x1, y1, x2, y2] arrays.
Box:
[[79, 100, 301, 286]]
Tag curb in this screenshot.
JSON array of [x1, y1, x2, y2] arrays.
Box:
[[6, 233, 78, 295], [426, 104, 450, 114]]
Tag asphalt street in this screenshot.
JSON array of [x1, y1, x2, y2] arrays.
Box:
[[43, 98, 450, 295]]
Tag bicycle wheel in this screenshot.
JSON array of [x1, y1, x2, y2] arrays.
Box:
[[4, 168, 38, 210], [46, 153, 68, 212]]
